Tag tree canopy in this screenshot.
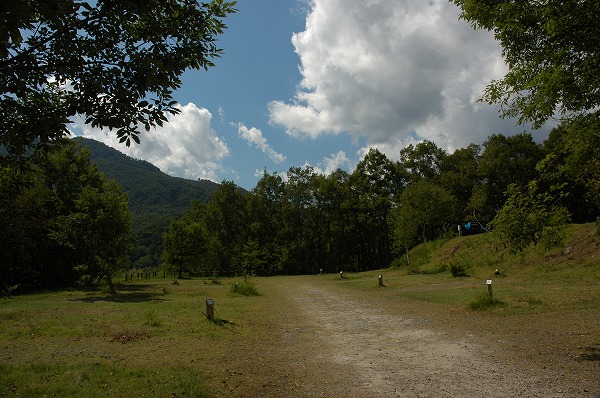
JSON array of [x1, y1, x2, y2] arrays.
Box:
[[453, 0, 600, 127], [0, 0, 237, 157]]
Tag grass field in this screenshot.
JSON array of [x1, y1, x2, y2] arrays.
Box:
[[1, 224, 599, 397]]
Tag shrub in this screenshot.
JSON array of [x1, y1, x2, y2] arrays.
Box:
[[447, 257, 468, 277]]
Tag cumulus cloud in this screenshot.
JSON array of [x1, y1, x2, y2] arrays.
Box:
[[74, 103, 229, 182], [237, 123, 286, 164], [308, 150, 352, 175], [269, 0, 536, 152]]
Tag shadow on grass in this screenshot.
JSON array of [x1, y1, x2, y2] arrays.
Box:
[[72, 284, 166, 303], [208, 318, 234, 326]]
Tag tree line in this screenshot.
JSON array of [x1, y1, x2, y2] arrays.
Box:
[[161, 120, 600, 278]]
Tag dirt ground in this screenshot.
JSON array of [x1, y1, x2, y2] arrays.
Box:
[[217, 277, 600, 398]]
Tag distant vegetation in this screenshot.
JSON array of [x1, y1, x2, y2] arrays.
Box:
[[81, 138, 219, 269], [161, 125, 599, 278]]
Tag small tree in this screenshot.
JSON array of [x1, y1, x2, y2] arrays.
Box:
[[490, 182, 570, 252], [162, 218, 206, 279], [52, 179, 134, 293]]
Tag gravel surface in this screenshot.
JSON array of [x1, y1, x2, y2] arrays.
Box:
[[221, 277, 600, 397]]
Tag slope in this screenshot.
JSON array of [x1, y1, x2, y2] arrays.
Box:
[[78, 138, 220, 267]]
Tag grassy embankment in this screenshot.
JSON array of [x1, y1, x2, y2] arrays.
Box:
[[1, 223, 599, 397]]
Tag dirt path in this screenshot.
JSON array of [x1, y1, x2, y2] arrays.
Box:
[[232, 277, 598, 398]]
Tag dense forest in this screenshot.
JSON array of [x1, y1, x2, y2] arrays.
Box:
[[162, 120, 600, 278], [0, 139, 133, 293]]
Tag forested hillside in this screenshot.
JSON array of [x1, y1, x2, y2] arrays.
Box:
[[79, 138, 220, 268]]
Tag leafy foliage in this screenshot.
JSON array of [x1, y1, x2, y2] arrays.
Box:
[[390, 180, 457, 251], [159, 127, 598, 277], [490, 183, 570, 252], [0, 140, 133, 292], [0, 0, 237, 156], [453, 0, 600, 128]]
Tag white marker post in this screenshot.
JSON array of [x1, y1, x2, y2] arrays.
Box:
[[486, 280, 493, 300], [205, 298, 215, 321]]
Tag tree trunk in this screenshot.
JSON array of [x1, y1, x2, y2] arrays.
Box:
[[106, 273, 116, 294]]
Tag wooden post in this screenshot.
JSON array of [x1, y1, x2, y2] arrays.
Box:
[[486, 279, 493, 300], [378, 275, 384, 287], [205, 299, 215, 321], [340, 271, 343, 279]]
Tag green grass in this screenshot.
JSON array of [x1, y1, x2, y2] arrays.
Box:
[[0, 363, 212, 397], [326, 223, 600, 316], [0, 278, 260, 397], [469, 293, 506, 311]]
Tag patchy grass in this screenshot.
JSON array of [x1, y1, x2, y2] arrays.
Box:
[[469, 293, 506, 311], [1, 224, 599, 397], [0, 278, 260, 397]]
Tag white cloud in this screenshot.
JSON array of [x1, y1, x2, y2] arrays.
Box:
[[294, 150, 353, 177], [73, 103, 229, 182], [311, 150, 352, 175], [269, 0, 546, 153], [237, 123, 286, 164]]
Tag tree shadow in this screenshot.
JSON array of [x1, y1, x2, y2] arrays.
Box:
[[580, 346, 600, 361], [72, 284, 167, 303]]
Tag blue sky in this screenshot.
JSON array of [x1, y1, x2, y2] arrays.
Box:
[[75, 0, 553, 190]]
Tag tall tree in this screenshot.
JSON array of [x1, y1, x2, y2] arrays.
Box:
[[204, 180, 247, 276], [349, 149, 400, 270], [539, 115, 600, 223], [52, 179, 133, 293], [439, 144, 481, 219], [0, 139, 134, 292], [162, 216, 206, 279], [282, 166, 318, 274], [246, 171, 286, 275], [453, 0, 600, 128], [399, 140, 447, 183], [0, 0, 237, 157], [313, 169, 353, 273]]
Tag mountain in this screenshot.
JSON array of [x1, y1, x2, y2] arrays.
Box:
[[78, 138, 219, 267]]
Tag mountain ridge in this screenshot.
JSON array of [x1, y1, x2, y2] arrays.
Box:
[[78, 137, 220, 267]]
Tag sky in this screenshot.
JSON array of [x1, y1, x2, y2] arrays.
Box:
[[74, 0, 554, 190]]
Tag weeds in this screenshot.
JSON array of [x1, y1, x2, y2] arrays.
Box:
[[144, 308, 161, 326], [231, 280, 259, 296]]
